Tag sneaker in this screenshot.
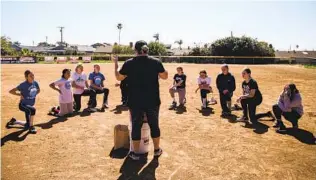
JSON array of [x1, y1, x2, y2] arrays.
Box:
[[237, 116, 248, 122], [128, 152, 140, 161], [29, 126, 37, 134], [276, 124, 287, 133], [89, 107, 97, 112], [102, 104, 109, 109], [169, 101, 177, 109], [178, 104, 185, 109], [272, 121, 281, 128], [6, 118, 16, 129], [154, 148, 163, 157]]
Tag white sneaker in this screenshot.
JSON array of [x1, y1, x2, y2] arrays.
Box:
[[89, 108, 97, 112]]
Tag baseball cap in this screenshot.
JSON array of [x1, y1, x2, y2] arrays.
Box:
[[135, 40, 149, 52]]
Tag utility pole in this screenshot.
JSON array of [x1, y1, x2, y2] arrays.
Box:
[[57, 26, 65, 45], [231, 31, 233, 37], [32, 41, 34, 46], [46, 36, 48, 43]]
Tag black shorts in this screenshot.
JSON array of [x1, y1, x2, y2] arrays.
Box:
[[129, 106, 160, 141]]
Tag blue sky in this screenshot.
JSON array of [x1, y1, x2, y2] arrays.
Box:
[[1, 0, 316, 50]]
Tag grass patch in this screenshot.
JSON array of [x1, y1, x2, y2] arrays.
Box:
[[304, 64, 316, 69], [37, 60, 113, 64]]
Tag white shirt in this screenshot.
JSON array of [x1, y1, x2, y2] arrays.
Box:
[[54, 78, 73, 103], [71, 72, 87, 94], [197, 77, 211, 85]]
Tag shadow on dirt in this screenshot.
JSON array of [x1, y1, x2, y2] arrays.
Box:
[[118, 156, 159, 180]]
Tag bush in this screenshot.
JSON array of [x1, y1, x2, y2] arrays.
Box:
[[112, 45, 134, 55], [148, 42, 167, 56], [189, 47, 211, 56], [210, 36, 275, 56]]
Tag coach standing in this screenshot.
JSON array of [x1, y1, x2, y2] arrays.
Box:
[[114, 40, 168, 161], [216, 64, 236, 117]]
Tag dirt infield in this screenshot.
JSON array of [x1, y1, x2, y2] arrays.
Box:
[[1, 63, 316, 180]]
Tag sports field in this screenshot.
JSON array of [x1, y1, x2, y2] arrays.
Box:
[[1, 63, 316, 180]]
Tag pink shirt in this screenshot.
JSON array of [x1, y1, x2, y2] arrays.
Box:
[[54, 78, 73, 104]]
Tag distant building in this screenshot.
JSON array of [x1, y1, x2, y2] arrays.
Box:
[[167, 48, 192, 56], [94, 45, 113, 54], [73, 45, 95, 54]]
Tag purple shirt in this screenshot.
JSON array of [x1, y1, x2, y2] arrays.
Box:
[[278, 92, 304, 116]]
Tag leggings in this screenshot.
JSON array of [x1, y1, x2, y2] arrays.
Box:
[[219, 92, 233, 113], [129, 106, 160, 141], [120, 82, 128, 103], [200, 89, 210, 100], [89, 88, 109, 108], [73, 89, 92, 111], [169, 88, 186, 104], [272, 104, 301, 126], [19, 102, 36, 126], [241, 98, 260, 123]]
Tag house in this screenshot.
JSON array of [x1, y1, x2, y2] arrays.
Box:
[[94, 46, 113, 54], [167, 48, 192, 56], [19, 45, 53, 53], [74, 45, 95, 54], [275, 50, 316, 64]]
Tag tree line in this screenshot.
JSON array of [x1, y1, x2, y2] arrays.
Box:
[[1, 35, 275, 57]]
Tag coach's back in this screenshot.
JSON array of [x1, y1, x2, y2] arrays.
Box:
[[119, 56, 165, 109]]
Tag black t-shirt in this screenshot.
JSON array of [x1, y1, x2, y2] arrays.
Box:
[[242, 78, 262, 102], [119, 56, 165, 108], [173, 74, 186, 89]]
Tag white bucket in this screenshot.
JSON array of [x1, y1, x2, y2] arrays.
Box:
[[129, 115, 150, 154]]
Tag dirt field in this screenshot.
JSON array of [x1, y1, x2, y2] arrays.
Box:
[[1, 63, 316, 180]]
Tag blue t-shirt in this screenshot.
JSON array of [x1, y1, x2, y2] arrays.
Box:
[[89, 72, 105, 88], [17, 81, 40, 106]]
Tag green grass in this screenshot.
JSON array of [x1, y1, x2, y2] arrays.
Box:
[[304, 64, 316, 69], [37, 60, 113, 64]]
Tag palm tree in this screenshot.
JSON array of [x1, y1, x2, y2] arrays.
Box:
[[175, 39, 183, 50], [117, 23, 123, 45], [153, 33, 160, 42]]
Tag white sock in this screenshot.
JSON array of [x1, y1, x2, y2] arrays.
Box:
[[202, 98, 207, 107], [15, 120, 26, 126]]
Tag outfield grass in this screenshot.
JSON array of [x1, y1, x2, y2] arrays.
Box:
[[304, 64, 316, 69], [37, 60, 112, 64]]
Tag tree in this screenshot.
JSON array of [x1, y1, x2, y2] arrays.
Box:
[[189, 46, 210, 56], [175, 39, 183, 50], [296, 45, 299, 49], [1, 36, 17, 56], [13, 41, 21, 46], [147, 41, 167, 56], [153, 33, 160, 42], [210, 36, 275, 56], [117, 23, 123, 45], [112, 45, 134, 55], [37, 42, 55, 47], [21, 48, 33, 56]]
